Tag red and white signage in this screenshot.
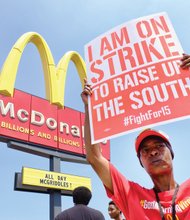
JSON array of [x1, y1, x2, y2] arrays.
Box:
[[0, 89, 110, 160], [85, 12, 190, 143]]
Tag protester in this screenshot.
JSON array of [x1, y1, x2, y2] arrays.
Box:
[[55, 186, 105, 220], [81, 54, 190, 219], [108, 201, 125, 220]]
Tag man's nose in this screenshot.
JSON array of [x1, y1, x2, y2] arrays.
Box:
[[149, 148, 159, 156]]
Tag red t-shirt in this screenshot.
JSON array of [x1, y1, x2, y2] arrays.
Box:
[[105, 163, 190, 220]]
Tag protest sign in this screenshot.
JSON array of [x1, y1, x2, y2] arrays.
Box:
[[85, 12, 190, 144]]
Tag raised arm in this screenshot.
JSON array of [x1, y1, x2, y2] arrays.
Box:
[[81, 79, 113, 193]]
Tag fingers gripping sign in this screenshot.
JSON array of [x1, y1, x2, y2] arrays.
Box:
[[81, 79, 92, 105]]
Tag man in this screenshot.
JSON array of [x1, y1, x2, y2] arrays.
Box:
[[108, 201, 125, 220], [81, 54, 190, 219], [55, 186, 105, 220]]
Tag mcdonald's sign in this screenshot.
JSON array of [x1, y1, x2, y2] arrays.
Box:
[[22, 167, 91, 191], [0, 32, 110, 160]]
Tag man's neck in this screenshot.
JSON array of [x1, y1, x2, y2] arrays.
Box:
[[152, 173, 176, 192]]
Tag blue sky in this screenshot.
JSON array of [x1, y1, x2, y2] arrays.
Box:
[[0, 1, 190, 219]]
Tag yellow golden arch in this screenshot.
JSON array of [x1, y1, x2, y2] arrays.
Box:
[[0, 32, 86, 107]]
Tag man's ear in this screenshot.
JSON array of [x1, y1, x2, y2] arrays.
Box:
[[139, 157, 144, 167]]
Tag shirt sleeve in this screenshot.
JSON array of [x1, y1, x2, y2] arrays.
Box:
[[104, 163, 137, 217]]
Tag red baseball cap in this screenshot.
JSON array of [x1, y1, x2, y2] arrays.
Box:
[[135, 128, 173, 158]]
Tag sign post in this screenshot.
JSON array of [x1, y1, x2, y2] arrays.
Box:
[[49, 156, 61, 220], [13, 150, 91, 220]]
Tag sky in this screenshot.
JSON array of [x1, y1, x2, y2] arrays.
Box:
[[0, 0, 190, 219]]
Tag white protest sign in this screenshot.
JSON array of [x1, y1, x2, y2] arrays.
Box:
[[85, 12, 190, 144]]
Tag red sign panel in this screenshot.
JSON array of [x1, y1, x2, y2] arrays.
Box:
[[29, 96, 58, 149], [0, 89, 110, 160], [58, 106, 83, 155], [0, 90, 31, 142]]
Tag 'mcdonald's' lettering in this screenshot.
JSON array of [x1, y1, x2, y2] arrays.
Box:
[[0, 99, 81, 137]]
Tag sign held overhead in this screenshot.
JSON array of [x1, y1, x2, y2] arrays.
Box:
[[85, 12, 190, 144]]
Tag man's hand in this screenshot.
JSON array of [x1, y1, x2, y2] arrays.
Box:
[[180, 53, 190, 69], [81, 78, 92, 106]]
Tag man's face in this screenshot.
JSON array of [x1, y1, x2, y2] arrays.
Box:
[[108, 204, 121, 219], [139, 137, 173, 176]]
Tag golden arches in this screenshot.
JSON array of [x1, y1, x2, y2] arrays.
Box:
[[0, 32, 86, 107]]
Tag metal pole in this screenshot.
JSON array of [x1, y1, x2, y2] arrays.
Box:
[[49, 156, 61, 220]]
